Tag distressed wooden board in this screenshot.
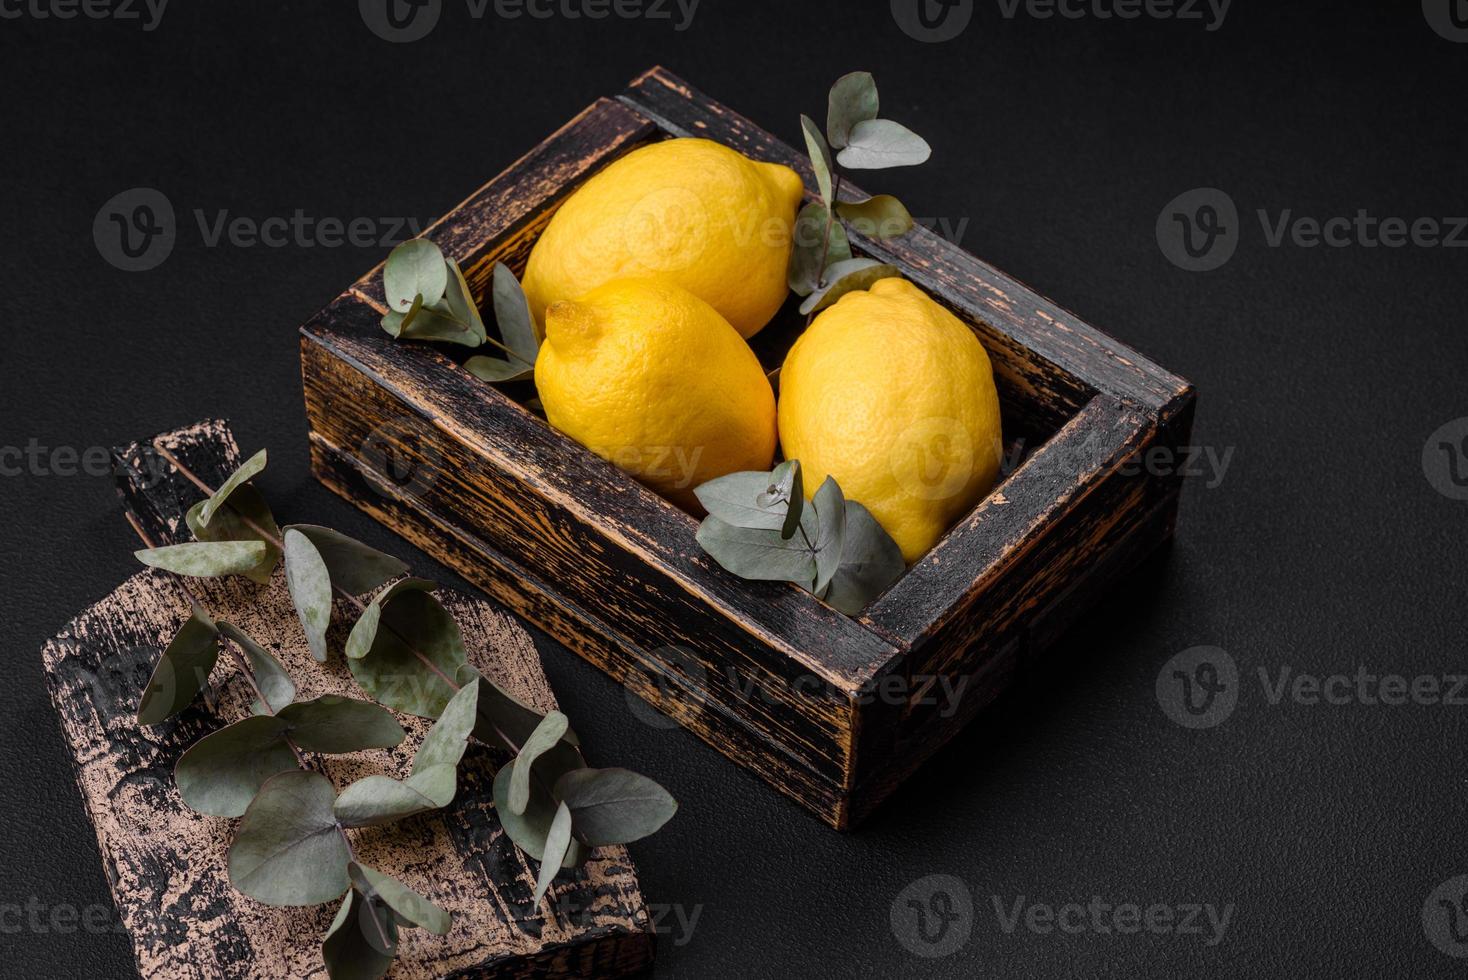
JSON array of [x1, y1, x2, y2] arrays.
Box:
[[40, 419, 654, 979]]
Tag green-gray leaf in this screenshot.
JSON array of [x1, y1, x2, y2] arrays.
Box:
[[800, 113, 834, 205], [198, 450, 267, 528], [553, 767, 679, 846], [836, 194, 914, 240], [135, 540, 269, 578], [137, 608, 219, 726], [824, 499, 906, 614], [693, 470, 787, 532], [175, 714, 299, 817], [491, 262, 539, 365], [788, 201, 852, 296], [810, 477, 846, 594], [437, 258, 488, 347], [456, 663, 579, 750], [836, 119, 931, 170], [277, 695, 406, 753], [229, 770, 350, 907], [217, 621, 295, 715], [492, 758, 586, 867], [463, 355, 533, 383], [384, 239, 448, 313], [510, 711, 569, 815], [284, 529, 333, 662], [348, 581, 465, 718], [283, 525, 407, 595], [534, 802, 573, 905], [826, 70, 879, 149], [186, 485, 281, 585], [322, 887, 396, 980], [333, 766, 454, 828], [797, 259, 902, 316], [413, 680, 479, 774], [350, 864, 451, 936], [695, 516, 817, 583], [759, 460, 805, 540]]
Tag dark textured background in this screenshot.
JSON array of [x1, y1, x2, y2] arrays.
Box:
[[4, 1, 1467, 976]]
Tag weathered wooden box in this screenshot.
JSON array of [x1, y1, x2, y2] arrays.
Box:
[[300, 67, 1195, 829]]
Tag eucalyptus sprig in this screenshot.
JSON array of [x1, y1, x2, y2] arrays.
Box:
[[380, 239, 541, 383], [131, 444, 676, 979], [693, 460, 905, 614], [789, 71, 931, 315]]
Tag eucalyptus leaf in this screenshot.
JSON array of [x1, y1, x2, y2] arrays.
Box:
[[137, 608, 220, 726], [348, 582, 465, 718], [826, 70, 879, 149], [396, 293, 424, 335], [392, 300, 481, 345], [836, 194, 915, 240], [533, 802, 573, 905], [413, 680, 479, 774], [810, 477, 847, 594], [553, 767, 679, 846], [229, 770, 350, 907], [333, 766, 454, 828], [135, 540, 269, 578], [762, 460, 805, 540], [350, 864, 451, 936], [836, 119, 932, 170], [456, 664, 580, 750], [175, 714, 299, 817], [491, 262, 539, 364], [436, 258, 488, 347], [695, 516, 817, 584], [322, 887, 396, 980], [277, 695, 406, 753], [198, 450, 267, 528], [491, 762, 586, 867], [787, 201, 852, 296], [186, 485, 280, 585], [463, 355, 533, 383], [798, 259, 902, 316], [694, 468, 794, 533], [384, 239, 448, 312], [284, 529, 333, 662], [823, 500, 906, 614], [799, 113, 834, 204], [510, 711, 569, 815], [217, 621, 295, 715], [283, 525, 407, 595]]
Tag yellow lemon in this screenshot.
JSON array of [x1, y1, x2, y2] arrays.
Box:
[[522, 137, 804, 339], [777, 278, 1003, 562], [535, 278, 777, 508]]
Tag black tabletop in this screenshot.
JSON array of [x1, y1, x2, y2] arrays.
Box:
[[4, 2, 1467, 977]]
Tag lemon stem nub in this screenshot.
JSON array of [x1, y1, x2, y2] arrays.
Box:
[[545, 300, 601, 347]]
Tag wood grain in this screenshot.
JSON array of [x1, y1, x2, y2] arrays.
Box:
[[298, 68, 1197, 829], [41, 419, 654, 978]]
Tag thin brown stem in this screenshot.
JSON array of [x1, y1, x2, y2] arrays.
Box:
[[815, 173, 844, 290]]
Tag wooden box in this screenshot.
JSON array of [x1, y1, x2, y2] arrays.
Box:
[[299, 67, 1195, 829]]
